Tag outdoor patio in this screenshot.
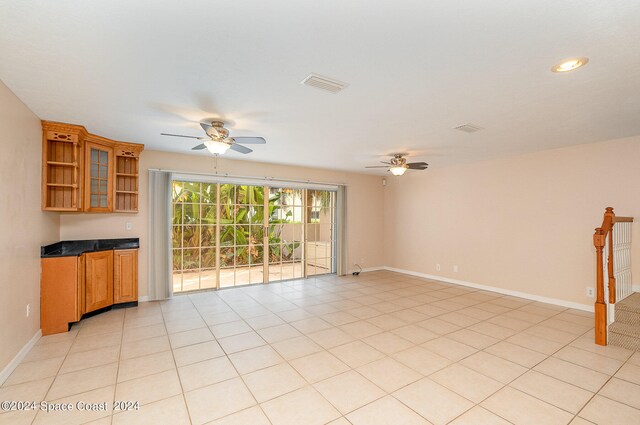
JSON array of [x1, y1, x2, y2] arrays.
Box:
[[173, 261, 331, 292]]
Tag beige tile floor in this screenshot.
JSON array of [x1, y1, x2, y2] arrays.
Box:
[[2, 271, 640, 425]]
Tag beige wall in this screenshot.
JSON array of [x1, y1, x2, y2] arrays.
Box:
[[60, 150, 385, 297], [384, 136, 640, 307], [0, 81, 59, 373]]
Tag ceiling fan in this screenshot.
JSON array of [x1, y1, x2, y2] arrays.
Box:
[[161, 120, 266, 155], [366, 154, 428, 176]]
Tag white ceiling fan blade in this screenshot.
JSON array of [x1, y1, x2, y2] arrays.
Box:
[[229, 143, 252, 154], [200, 122, 221, 138], [232, 137, 266, 144], [161, 133, 203, 139]]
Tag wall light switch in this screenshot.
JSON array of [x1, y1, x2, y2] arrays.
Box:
[[436, 264, 441, 272], [125, 222, 133, 231], [453, 265, 459, 273]]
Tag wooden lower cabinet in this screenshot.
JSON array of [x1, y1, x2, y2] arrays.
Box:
[[114, 249, 138, 303], [85, 250, 114, 313], [41, 256, 84, 335], [41, 248, 138, 335]]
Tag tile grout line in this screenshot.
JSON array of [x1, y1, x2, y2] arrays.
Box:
[[187, 289, 276, 425], [30, 321, 82, 425], [571, 350, 639, 422], [163, 296, 197, 425]]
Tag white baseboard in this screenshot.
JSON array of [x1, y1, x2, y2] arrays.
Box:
[[345, 266, 384, 275], [383, 266, 593, 312], [138, 296, 150, 303], [0, 329, 42, 386], [633, 284, 640, 293], [361, 266, 384, 273]]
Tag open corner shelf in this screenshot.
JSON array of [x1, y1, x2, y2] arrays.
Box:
[[115, 155, 140, 212]]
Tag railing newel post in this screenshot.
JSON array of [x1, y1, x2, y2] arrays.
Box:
[[594, 224, 607, 346]]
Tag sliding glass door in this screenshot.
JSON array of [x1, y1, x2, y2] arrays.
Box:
[[172, 180, 337, 293], [171, 181, 217, 293], [305, 190, 336, 276], [218, 184, 266, 288], [268, 188, 304, 282]]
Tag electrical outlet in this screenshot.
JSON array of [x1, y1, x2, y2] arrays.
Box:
[[586, 287, 595, 297], [453, 265, 459, 273], [125, 222, 133, 231], [26, 304, 31, 317], [436, 264, 441, 272]]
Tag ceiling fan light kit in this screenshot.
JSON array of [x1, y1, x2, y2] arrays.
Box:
[[204, 139, 231, 155], [390, 165, 408, 176], [366, 153, 428, 176], [161, 120, 266, 156]]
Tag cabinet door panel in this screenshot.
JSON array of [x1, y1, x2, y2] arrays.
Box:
[[41, 257, 80, 335], [85, 251, 114, 313], [84, 142, 113, 212], [114, 249, 138, 303]]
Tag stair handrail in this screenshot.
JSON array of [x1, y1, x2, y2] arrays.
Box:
[[593, 207, 634, 345]]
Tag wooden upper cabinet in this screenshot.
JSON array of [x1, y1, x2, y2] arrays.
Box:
[[41, 124, 83, 211], [42, 121, 143, 213], [114, 145, 141, 213], [85, 250, 114, 313]]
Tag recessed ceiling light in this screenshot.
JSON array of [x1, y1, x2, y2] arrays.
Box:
[[551, 57, 589, 73]]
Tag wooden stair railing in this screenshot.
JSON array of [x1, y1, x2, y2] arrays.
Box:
[[593, 207, 634, 345]]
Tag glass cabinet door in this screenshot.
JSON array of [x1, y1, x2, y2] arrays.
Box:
[[85, 142, 113, 211]]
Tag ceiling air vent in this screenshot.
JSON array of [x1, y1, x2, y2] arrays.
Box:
[[301, 73, 348, 93], [454, 124, 484, 133]]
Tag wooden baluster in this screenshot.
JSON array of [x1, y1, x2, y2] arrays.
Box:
[[607, 227, 616, 304], [594, 227, 607, 346]]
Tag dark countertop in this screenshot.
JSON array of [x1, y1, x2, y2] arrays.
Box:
[[41, 238, 139, 258]]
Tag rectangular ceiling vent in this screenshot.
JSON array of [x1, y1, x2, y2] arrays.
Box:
[[454, 124, 484, 133], [301, 73, 348, 93]]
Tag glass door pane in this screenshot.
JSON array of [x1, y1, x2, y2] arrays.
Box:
[[267, 188, 304, 282], [88, 146, 110, 209], [172, 181, 218, 293], [305, 190, 336, 276], [219, 183, 266, 288]]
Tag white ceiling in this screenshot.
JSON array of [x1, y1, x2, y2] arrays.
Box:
[[1, 0, 639, 173]]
